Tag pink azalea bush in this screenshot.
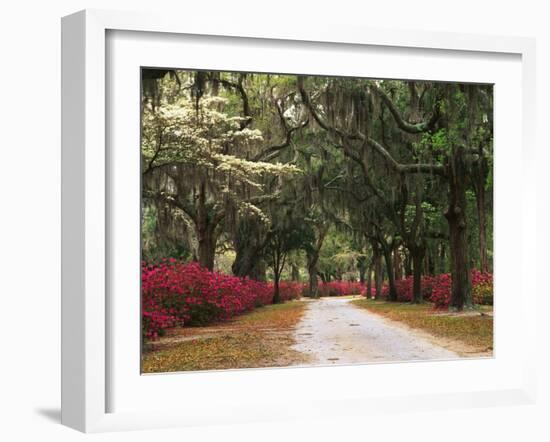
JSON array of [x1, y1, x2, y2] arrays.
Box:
[[364, 286, 377, 298], [318, 281, 365, 297], [267, 281, 305, 302], [142, 259, 280, 341], [429, 273, 453, 308], [372, 270, 493, 309], [380, 275, 436, 302], [142, 311, 179, 342], [471, 270, 494, 306], [430, 270, 493, 308]]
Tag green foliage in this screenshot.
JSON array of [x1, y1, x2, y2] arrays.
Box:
[[266, 216, 315, 268], [317, 230, 360, 281], [414, 129, 449, 162]]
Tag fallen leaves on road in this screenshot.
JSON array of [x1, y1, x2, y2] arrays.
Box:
[[351, 299, 493, 355], [142, 300, 309, 373]]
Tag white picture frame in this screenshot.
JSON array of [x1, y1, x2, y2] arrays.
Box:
[[61, 9, 537, 433]]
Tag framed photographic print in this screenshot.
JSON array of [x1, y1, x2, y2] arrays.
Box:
[[61, 9, 537, 433]]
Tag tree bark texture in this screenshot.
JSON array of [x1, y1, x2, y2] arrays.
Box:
[[445, 148, 473, 310]]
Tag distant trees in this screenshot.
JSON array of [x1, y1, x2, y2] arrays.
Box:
[[265, 213, 312, 303]]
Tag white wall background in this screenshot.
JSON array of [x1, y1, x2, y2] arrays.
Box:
[[0, 1, 547, 441]]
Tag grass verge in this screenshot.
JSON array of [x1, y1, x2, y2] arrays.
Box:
[[142, 300, 308, 373], [351, 298, 493, 355]]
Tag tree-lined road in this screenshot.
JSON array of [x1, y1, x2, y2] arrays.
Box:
[[292, 298, 458, 365]]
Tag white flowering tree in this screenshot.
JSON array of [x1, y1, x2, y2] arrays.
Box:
[[142, 82, 301, 270]]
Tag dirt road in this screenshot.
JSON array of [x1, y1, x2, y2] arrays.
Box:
[[292, 297, 458, 365]]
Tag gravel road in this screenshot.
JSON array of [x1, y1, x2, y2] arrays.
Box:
[[292, 297, 458, 365]]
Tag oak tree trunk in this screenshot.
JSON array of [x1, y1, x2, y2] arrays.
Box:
[[374, 251, 383, 299], [393, 248, 402, 281], [476, 186, 489, 273], [273, 277, 281, 304], [232, 248, 265, 280], [445, 149, 473, 310], [307, 228, 326, 298], [411, 246, 425, 303], [382, 245, 398, 301], [358, 256, 367, 285], [196, 180, 217, 271], [404, 252, 412, 277], [366, 260, 373, 298], [197, 228, 216, 271], [308, 264, 319, 298], [232, 218, 266, 280]]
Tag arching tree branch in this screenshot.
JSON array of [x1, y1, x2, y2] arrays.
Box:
[[297, 77, 445, 176], [368, 83, 440, 134]]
